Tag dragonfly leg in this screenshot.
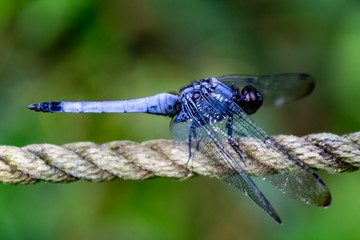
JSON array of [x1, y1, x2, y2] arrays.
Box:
[[227, 115, 247, 166], [185, 124, 197, 176]]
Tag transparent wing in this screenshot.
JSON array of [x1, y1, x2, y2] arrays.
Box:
[[171, 102, 282, 223], [217, 73, 315, 106], [200, 89, 331, 207]]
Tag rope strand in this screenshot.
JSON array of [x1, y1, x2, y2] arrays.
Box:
[[0, 132, 359, 185]]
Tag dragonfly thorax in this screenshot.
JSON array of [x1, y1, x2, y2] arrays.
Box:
[[179, 78, 263, 116], [176, 78, 230, 124]]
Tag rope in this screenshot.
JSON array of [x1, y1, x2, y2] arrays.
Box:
[[0, 132, 359, 185]]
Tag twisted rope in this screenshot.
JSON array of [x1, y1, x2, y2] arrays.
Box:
[[0, 132, 359, 185]]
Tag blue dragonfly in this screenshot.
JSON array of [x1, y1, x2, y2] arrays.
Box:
[[28, 73, 331, 223]]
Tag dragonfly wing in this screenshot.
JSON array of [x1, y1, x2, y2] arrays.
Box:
[[171, 105, 282, 223], [217, 73, 315, 106], [201, 89, 331, 207]]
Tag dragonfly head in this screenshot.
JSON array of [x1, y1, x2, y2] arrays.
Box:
[[234, 85, 263, 115]]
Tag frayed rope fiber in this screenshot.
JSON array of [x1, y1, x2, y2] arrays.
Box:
[[0, 132, 359, 185]]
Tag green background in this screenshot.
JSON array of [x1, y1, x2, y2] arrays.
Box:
[[0, 1, 360, 239]]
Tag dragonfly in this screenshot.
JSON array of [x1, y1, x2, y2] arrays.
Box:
[[28, 73, 331, 223]]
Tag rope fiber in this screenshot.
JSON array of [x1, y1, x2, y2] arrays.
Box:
[[0, 132, 359, 185]]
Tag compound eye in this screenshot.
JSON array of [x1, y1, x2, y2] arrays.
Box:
[[245, 91, 256, 102], [240, 85, 263, 114], [241, 85, 257, 99]]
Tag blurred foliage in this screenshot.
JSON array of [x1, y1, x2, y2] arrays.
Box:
[[0, 0, 360, 239]]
